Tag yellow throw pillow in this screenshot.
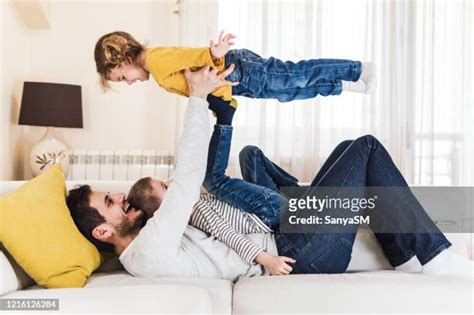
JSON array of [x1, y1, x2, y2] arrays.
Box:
[[0, 164, 101, 288]]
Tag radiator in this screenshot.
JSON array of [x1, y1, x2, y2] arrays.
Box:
[[67, 149, 174, 181]]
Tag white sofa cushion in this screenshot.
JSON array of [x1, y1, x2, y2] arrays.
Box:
[[85, 271, 233, 314], [233, 271, 473, 314], [19, 271, 232, 315], [0, 251, 21, 296], [347, 225, 393, 271], [0, 249, 34, 296], [3, 283, 214, 314]]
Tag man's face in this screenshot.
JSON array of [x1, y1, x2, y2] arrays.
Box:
[[89, 191, 147, 240], [108, 63, 149, 85]]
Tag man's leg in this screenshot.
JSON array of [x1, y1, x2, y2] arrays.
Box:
[[309, 140, 353, 186], [203, 97, 287, 229], [238, 145, 299, 192], [238, 140, 353, 192], [275, 135, 451, 274]]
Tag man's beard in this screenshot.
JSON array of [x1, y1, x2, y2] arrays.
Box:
[[115, 210, 147, 238]]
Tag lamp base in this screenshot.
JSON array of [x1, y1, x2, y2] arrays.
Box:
[[29, 127, 70, 177]]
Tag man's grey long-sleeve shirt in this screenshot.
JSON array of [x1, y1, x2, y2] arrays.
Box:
[[119, 96, 278, 281]]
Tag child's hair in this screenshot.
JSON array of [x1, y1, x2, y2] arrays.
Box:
[[127, 177, 162, 218], [94, 31, 145, 91]]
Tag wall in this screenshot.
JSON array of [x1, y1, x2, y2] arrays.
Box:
[[0, 1, 31, 180], [1, 0, 181, 180], [0, 2, 3, 180]]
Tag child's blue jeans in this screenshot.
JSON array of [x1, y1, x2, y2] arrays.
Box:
[[224, 49, 362, 102], [203, 125, 286, 229]]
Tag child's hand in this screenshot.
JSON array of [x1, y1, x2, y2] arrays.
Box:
[[256, 251, 296, 276], [210, 31, 236, 59]]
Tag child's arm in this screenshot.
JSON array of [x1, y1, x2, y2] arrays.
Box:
[[191, 200, 296, 274], [148, 46, 225, 80], [147, 32, 236, 97], [255, 251, 296, 276], [149, 31, 235, 79], [147, 47, 237, 100], [190, 203, 263, 264], [209, 31, 236, 59]]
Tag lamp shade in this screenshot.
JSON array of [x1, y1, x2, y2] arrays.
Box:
[[19, 82, 83, 128]]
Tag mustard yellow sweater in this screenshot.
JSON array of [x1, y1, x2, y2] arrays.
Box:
[[145, 46, 234, 102]]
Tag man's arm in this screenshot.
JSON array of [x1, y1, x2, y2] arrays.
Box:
[[133, 65, 236, 256], [140, 96, 209, 254]]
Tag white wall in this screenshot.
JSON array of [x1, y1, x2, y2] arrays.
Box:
[[0, 1, 31, 180], [1, 0, 181, 180]]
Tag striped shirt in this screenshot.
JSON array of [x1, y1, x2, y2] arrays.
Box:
[[189, 193, 272, 264]]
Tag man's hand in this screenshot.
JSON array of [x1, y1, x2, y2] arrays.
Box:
[[256, 251, 296, 276], [210, 31, 235, 59], [184, 64, 238, 99]]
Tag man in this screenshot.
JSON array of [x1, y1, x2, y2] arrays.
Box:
[[67, 64, 283, 280], [67, 65, 471, 280]]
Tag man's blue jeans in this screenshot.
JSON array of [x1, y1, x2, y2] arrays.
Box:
[[225, 49, 362, 102], [239, 136, 452, 273], [203, 126, 452, 273]]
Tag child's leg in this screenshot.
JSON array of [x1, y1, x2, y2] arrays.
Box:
[[202, 99, 287, 229], [203, 125, 287, 229], [206, 95, 236, 125], [226, 49, 362, 102]]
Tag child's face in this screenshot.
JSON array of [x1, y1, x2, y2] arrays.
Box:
[[149, 179, 170, 201], [108, 63, 149, 85]]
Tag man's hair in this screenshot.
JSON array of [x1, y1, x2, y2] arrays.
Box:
[[127, 177, 162, 218], [66, 185, 115, 252], [94, 31, 145, 91]]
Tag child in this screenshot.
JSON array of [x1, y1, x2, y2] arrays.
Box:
[[94, 31, 376, 108], [127, 95, 295, 275], [126, 177, 289, 272]]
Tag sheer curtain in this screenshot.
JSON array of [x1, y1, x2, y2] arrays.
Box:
[[178, 0, 473, 185], [216, 0, 473, 185], [413, 0, 473, 185], [174, 0, 219, 148]]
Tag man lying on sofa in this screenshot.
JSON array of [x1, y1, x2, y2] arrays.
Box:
[[67, 65, 472, 280]]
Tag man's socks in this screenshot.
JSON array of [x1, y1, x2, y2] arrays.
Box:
[[394, 250, 473, 277], [342, 62, 377, 94], [207, 95, 236, 126]]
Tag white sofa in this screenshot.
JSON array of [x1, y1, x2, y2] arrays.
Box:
[[1, 181, 473, 314]]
